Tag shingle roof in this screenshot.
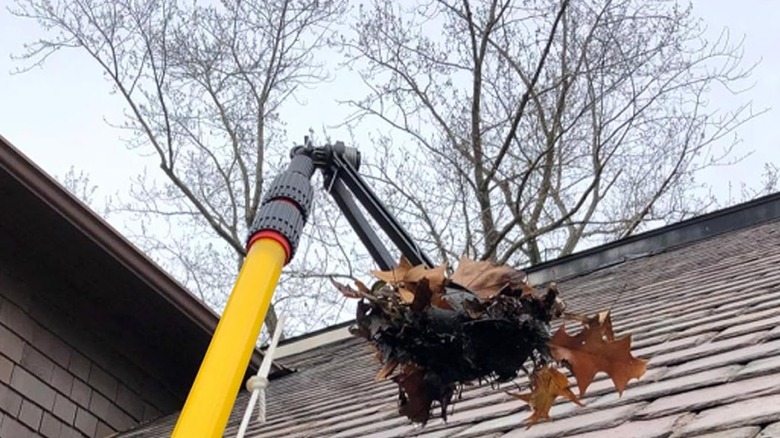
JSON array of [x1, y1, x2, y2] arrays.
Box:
[[117, 198, 780, 438]]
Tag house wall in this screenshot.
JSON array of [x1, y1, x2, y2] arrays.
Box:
[[0, 253, 180, 438]]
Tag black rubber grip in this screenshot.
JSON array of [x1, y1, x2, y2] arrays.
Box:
[[262, 172, 314, 219], [249, 201, 304, 260], [288, 154, 315, 178]]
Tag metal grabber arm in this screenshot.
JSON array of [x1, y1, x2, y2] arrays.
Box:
[[172, 140, 433, 437]]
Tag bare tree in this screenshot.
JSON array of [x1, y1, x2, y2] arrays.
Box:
[[59, 166, 98, 207], [11, 0, 765, 336], [341, 0, 760, 267], [731, 162, 779, 202], [11, 0, 346, 334]]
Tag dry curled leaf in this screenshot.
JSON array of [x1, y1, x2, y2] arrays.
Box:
[[404, 263, 448, 292], [330, 277, 362, 299], [587, 310, 614, 341], [371, 256, 414, 285], [507, 366, 584, 426], [355, 280, 372, 295], [376, 358, 399, 381], [398, 288, 415, 303], [549, 312, 647, 396], [449, 257, 526, 299], [371, 257, 451, 309], [410, 279, 432, 312]]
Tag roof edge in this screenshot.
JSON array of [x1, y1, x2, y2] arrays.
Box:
[[525, 191, 780, 284], [0, 134, 271, 371], [273, 324, 353, 359], [276, 320, 354, 348]]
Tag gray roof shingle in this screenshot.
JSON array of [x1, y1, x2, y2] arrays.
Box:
[[117, 215, 780, 438]]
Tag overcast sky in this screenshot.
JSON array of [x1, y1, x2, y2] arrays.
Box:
[[0, 0, 778, 231]]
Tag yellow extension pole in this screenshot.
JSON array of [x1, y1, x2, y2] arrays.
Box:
[[172, 237, 287, 438]]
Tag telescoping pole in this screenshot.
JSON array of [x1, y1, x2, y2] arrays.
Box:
[[172, 150, 315, 438]]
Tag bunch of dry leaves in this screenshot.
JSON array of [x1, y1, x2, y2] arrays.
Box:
[[332, 257, 647, 427]]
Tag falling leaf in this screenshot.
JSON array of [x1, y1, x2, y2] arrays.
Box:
[[507, 366, 584, 426], [450, 257, 526, 299], [562, 310, 612, 338], [561, 312, 590, 324], [549, 313, 647, 396]]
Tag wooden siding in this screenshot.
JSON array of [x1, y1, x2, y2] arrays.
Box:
[[0, 248, 179, 437]]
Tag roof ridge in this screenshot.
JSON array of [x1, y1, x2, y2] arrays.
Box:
[[526, 192, 780, 284]]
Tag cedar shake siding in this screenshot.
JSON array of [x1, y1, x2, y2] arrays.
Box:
[[0, 244, 179, 437]]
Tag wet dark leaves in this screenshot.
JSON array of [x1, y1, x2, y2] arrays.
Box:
[[335, 257, 646, 426]]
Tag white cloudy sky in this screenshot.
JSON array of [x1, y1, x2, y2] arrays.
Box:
[[0, 1, 778, 238]]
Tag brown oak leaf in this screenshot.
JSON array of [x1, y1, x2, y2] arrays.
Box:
[[404, 263, 448, 292], [587, 310, 614, 341], [371, 257, 451, 308], [371, 256, 414, 285], [507, 366, 583, 426], [449, 257, 526, 299], [561, 310, 613, 340], [398, 288, 415, 303], [549, 313, 647, 396]]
